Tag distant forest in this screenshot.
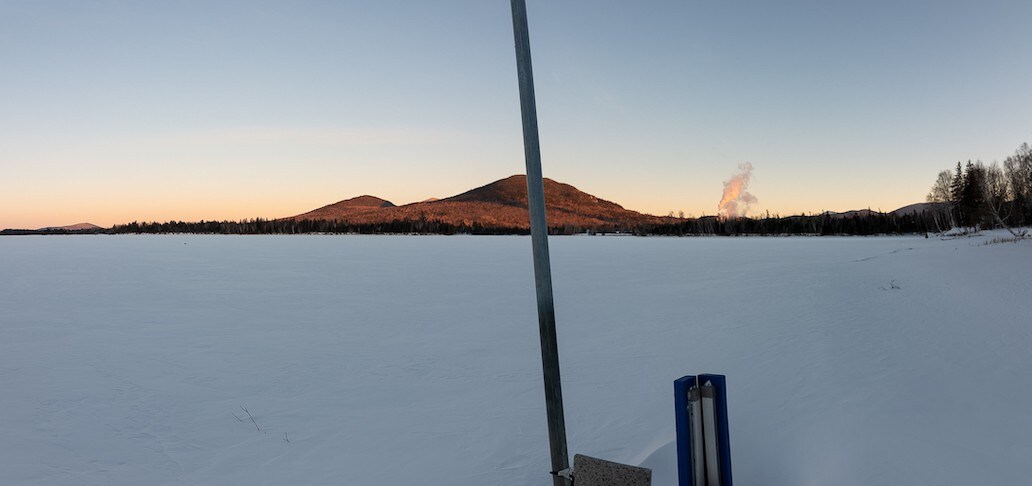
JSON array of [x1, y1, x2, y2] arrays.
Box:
[[3, 212, 937, 237]]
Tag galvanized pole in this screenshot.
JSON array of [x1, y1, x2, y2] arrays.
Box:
[[509, 1, 570, 485]]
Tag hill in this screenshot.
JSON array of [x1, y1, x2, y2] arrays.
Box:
[[292, 195, 396, 221], [286, 175, 667, 231]]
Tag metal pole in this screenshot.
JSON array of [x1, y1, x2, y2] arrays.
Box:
[[509, 1, 570, 485]]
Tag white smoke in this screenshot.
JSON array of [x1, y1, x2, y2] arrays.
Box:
[[717, 163, 757, 219]]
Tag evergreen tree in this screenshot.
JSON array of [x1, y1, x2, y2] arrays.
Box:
[[959, 161, 986, 227], [950, 161, 965, 225]]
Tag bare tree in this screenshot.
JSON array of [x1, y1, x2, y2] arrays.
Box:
[[983, 162, 1008, 210], [927, 170, 954, 203], [926, 169, 956, 231], [983, 161, 1026, 238], [1003, 143, 1032, 224]]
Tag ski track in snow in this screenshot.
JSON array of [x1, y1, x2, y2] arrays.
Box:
[[1, 232, 1030, 485]]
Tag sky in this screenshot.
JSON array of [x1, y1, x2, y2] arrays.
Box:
[[2, 0, 1031, 229]]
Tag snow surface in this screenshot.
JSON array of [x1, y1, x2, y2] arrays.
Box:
[[1, 233, 1030, 485]]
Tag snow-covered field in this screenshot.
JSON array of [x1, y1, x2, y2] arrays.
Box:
[[1, 233, 1030, 485]]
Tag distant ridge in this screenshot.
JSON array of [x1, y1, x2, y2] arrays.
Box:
[[292, 195, 396, 220], [821, 202, 948, 219], [38, 222, 102, 231], [1, 222, 105, 235], [285, 175, 667, 230], [891, 202, 947, 216], [822, 209, 880, 219]]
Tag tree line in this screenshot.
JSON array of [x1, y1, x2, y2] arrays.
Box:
[[635, 213, 933, 236], [3, 208, 944, 237], [107, 218, 531, 235], [97, 212, 937, 237], [924, 142, 1032, 233]]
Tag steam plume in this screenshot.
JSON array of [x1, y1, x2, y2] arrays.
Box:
[[717, 163, 757, 219]]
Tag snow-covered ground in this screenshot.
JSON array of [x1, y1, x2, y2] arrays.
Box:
[[1, 233, 1030, 485]]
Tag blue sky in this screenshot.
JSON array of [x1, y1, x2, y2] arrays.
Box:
[[2, 0, 1031, 227]]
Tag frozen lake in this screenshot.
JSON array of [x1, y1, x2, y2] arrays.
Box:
[[1, 234, 1030, 485]]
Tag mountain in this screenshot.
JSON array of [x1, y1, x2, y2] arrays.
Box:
[[286, 175, 667, 230]]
